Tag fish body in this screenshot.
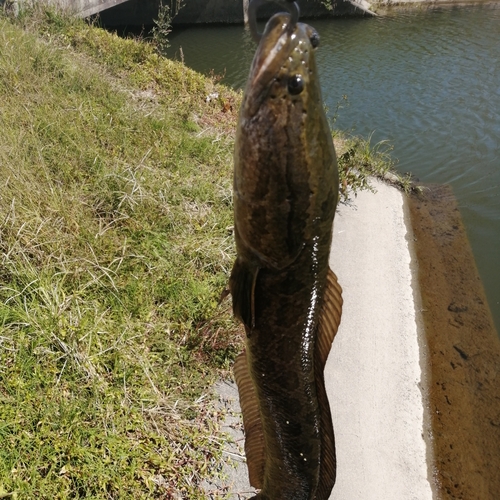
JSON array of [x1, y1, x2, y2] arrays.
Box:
[[230, 12, 342, 500]]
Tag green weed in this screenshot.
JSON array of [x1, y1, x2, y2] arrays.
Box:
[[335, 132, 413, 201]]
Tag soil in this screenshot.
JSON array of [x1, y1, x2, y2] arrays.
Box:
[[407, 184, 500, 500]]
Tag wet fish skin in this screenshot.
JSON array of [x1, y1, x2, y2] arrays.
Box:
[[230, 12, 339, 500]]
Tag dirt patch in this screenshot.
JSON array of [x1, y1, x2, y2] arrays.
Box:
[[407, 184, 500, 500]]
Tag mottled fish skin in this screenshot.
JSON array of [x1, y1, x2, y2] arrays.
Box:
[[230, 12, 339, 500]]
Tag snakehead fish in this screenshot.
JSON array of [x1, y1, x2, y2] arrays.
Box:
[[230, 8, 343, 500]]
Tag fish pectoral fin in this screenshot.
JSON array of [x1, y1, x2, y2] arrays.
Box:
[[234, 351, 266, 489], [229, 258, 259, 330], [314, 268, 343, 500]]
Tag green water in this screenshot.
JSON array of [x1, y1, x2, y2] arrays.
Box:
[[167, 4, 500, 333]]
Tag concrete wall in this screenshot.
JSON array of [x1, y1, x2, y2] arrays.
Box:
[[4, 0, 371, 24], [5, 0, 490, 24], [98, 0, 243, 26], [97, 0, 366, 27], [68, 0, 130, 18]]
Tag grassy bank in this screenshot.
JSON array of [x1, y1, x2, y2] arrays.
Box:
[[0, 6, 402, 498], [0, 6, 241, 498]]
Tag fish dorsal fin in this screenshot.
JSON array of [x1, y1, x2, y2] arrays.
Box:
[[229, 258, 259, 329], [314, 268, 343, 500], [233, 351, 265, 489]]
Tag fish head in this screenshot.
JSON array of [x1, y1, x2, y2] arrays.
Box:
[[242, 13, 322, 119]]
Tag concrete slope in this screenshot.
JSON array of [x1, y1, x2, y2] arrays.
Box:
[[326, 179, 432, 500]]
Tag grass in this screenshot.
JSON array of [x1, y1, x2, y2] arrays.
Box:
[[0, 5, 404, 498], [0, 5, 241, 499]]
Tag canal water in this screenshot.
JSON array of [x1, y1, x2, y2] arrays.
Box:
[[166, 4, 500, 333]]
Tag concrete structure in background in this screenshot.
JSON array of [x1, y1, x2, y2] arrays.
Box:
[[2, 0, 130, 18], [4, 0, 372, 26], [63, 0, 130, 18], [97, 0, 369, 26]]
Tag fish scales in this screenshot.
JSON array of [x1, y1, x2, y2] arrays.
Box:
[[231, 11, 341, 500]]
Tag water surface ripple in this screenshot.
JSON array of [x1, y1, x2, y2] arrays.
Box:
[[167, 4, 500, 333]]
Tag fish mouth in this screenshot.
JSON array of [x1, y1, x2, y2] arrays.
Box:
[[248, 0, 300, 43]]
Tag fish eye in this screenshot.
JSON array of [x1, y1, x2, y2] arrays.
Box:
[[288, 74, 304, 95], [309, 31, 320, 48]]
